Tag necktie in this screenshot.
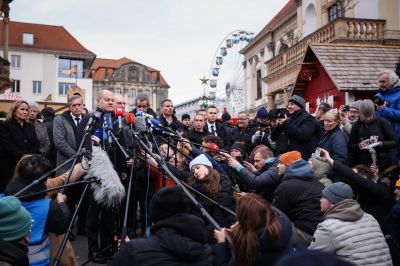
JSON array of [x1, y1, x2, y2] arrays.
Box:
[[211, 125, 216, 136], [75, 117, 80, 126]]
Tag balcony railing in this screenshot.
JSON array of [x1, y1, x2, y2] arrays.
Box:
[[265, 18, 386, 79]]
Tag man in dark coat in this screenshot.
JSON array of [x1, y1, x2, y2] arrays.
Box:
[[272, 95, 320, 160], [230, 111, 259, 154], [41, 107, 57, 167], [187, 114, 209, 147], [158, 99, 183, 131], [273, 151, 324, 247], [110, 186, 212, 266], [131, 93, 158, 117]]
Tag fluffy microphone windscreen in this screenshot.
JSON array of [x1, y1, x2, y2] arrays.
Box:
[[84, 146, 125, 207], [134, 116, 148, 133]]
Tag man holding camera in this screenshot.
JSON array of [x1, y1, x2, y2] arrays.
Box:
[[375, 69, 400, 138]]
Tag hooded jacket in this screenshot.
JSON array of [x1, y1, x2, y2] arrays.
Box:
[[111, 214, 212, 266], [309, 199, 392, 266], [375, 80, 400, 136], [273, 160, 324, 235]]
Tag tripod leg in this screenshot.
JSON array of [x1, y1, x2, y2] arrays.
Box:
[[53, 183, 90, 266]]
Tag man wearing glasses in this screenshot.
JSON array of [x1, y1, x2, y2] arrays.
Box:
[[230, 112, 259, 154]]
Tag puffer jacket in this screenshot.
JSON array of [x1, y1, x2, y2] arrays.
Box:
[[111, 213, 212, 266], [273, 159, 324, 235], [375, 80, 400, 137], [309, 199, 392, 266]]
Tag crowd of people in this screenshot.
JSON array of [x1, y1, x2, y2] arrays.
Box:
[[0, 69, 399, 266]]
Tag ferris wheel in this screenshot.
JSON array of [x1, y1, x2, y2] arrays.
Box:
[[207, 30, 254, 114]]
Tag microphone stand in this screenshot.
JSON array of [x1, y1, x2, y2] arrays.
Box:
[[16, 177, 100, 200], [132, 132, 223, 231], [120, 158, 135, 243], [13, 150, 85, 197]]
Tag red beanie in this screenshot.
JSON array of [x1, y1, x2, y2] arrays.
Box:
[[279, 151, 302, 166]]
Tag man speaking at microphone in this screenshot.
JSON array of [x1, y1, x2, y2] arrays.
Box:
[[86, 90, 131, 263]]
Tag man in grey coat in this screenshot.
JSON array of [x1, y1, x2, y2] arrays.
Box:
[[53, 95, 87, 175], [309, 182, 392, 266]]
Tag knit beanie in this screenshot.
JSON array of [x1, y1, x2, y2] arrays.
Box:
[[221, 112, 231, 122], [288, 95, 305, 109], [189, 154, 213, 170], [396, 179, 400, 188], [359, 99, 375, 117], [322, 182, 353, 204], [0, 196, 31, 241], [149, 186, 190, 223], [256, 107, 268, 119], [349, 100, 362, 111], [279, 151, 302, 166], [230, 142, 246, 156]]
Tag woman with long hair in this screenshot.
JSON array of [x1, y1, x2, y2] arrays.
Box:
[[0, 100, 39, 192], [214, 193, 293, 266], [187, 154, 235, 241]]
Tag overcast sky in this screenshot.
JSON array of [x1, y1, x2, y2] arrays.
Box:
[[11, 0, 288, 105]]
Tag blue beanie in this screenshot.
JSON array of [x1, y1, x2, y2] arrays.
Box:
[[0, 196, 31, 241], [189, 154, 213, 170], [256, 107, 268, 119], [322, 182, 353, 204]]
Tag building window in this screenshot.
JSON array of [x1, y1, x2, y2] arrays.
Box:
[[256, 70, 262, 99], [22, 33, 34, 45], [58, 82, 74, 95], [328, 3, 343, 22], [58, 58, 84, 78], [129, 89, 137, 99], [115, 88, 122, 94], [12, 80, 20, 93], [33, 81, 42, 94], [11, 55, 21, 69]]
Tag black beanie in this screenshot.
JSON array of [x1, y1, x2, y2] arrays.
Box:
[[230, 142, 246, 156], [149, 186, 190, 223]]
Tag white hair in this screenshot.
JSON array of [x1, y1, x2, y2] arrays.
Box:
[[378, 69, 399, 87]]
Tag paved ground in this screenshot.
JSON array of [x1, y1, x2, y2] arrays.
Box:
[[70, 229, 107, 266]]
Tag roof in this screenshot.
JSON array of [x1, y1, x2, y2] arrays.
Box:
[[241, 0, 297, 54], [91, 57, 170, 88], [0, 21, 95, 56], [307, 43, 400, 91]]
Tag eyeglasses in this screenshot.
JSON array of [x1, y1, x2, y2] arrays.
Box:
[[378, 80, 388, 83]]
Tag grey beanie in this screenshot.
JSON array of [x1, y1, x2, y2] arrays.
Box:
[[349, 100, 362, 111], [189, 154, 213, 170], [359, 99, 375, 117], [322, 182, 353, 204], [289, 95, 305, 108]]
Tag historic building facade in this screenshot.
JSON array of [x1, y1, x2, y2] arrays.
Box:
[[241, 0, 400, 113], [90, 57, 169, 113]]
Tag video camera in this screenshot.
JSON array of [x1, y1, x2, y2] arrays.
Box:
[[373, 95, 385, 106]]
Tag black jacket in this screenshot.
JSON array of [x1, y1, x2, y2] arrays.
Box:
[[158, 114, 183, 131], [319, 126, 348, 164], [236, 159, 281, 202], [0, 239, 29, 266], [0, 119, 40, 192], [187, 129, 209, 147], [349, 116, 398, 169], [111, 214, 212, 266], [273, 160, 324, 235], [331, 160, 392, 224], [272, 109, 319, 160]]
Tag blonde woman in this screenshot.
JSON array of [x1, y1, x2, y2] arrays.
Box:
[[0, 100, 39, 192]]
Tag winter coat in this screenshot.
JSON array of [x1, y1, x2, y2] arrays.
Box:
[[32, 119, 51, 156], [230, 123, 259, 154], [319, 126, 348, 164], [349, 116, 398, 170], [331, 160, 392, 224], [43, 118, 57, 167], [375, 80, 400, 137], [310, 158, 332, 187], [53, 111, 88, 175], [236, 158, 281, 202], [273, 159, 324, 235], [110, 214, 212, 266], [0, 239, 29, 266], [309, 199, 392, 266], [272, 109, 319, 160], [213, 209, 294, 266], [0, 118, 39, 192], [187, 129, 209, 147], [158, 114, 183, 131]]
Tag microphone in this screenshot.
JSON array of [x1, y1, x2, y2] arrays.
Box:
[[151, 126, 178, 138], [115, 106, 125, 129], [103, 113, 113, 145], [134, 116, 148, 134], [84, 146, 125, 207], [362, 142, 381, 150], [136, 111, 154, 119], [126, 113, 136, 125], [85, 110, 102, 133]]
